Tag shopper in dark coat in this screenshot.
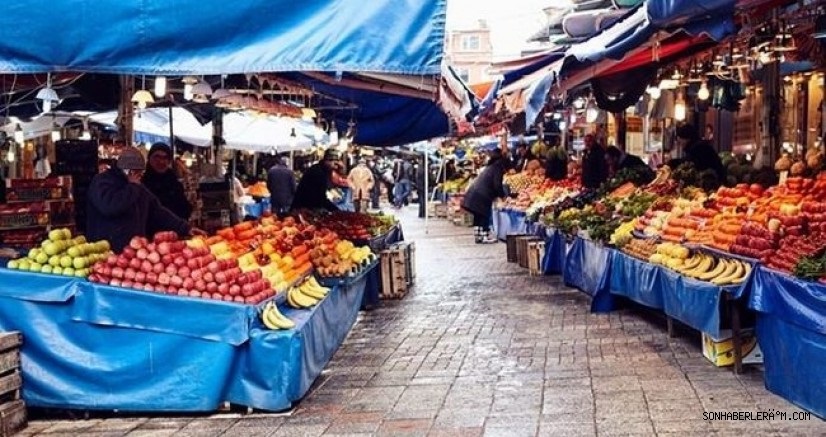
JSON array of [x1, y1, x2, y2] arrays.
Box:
[[88, 146, 202, 252], [581, 134, 607, 189], [605, 146, 655, 184], [141, 143, 192, 220], [290, 149, 341, 211], [675, 123, 726, 183], [266, 156, 296, 216], [461, 149, 511, 244]]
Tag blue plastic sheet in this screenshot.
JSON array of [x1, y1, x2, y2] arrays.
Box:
[[659, 268, 723, 337], [0, 0, 447, 75], [610, 250, 663, 309], [72, 282, 253, 345], [0, 269, 80, 302], [226, 276, 367, 411], [0, 294, 236, 411], [756, 315, 826, 420], [563, 238, 616, 312], [492, 209, 529, 241], [747, 266, 826, 335], [542, 227, 567, 275]]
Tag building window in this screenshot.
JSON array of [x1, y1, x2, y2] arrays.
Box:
[[455, 68, 470, 82], [461, 35, 480, 51]]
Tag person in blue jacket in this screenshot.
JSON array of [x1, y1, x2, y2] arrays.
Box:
[[86, 146, 205, 252]]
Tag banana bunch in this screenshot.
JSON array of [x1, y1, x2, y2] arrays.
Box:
[[609, 218, 638, 247], [335, 242, 376, 265], [286, 276, 331, 308], [677, 253, 752, 285], [261, 301, 295, 330]]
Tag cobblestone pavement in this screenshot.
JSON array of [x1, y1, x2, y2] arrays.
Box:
[[22, 206, 826, 436]]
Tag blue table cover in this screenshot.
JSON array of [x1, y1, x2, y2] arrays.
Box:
[[610, 251, 664, 310], [563, 237, 616, 313], [541, 227, 568, 275], [0, 279, 238, 411], [747, 266, 826, 419], [226, 274, 367, 411], [492, 208, 529, 241]]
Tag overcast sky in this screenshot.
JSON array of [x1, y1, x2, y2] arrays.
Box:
[[445, 0, 571, 60]]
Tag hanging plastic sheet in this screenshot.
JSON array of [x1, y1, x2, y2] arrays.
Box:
[[563, 238, 616, 313], [609, 250, 663, 309], [0, 269, 79, 302], [0, 0, 447, 75], [542, 227, 567, 275], [747, 266, 826, 335], [226, 276, 368, 411], [659, 268, 724, 336]]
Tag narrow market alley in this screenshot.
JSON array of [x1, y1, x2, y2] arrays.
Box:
[[21, 207, 825, 437]]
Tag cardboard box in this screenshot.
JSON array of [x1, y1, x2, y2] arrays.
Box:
[[702, 329, 763, 367]]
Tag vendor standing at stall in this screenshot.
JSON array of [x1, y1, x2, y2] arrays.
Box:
[[87, 146, 205, 252], [581, 134, 607, 189], [461, 148, 511, 244], [347, 158, 374, 213], [141, 143, 192, 221], [291, 149, 341, 212], [266, 156, 296, 217]]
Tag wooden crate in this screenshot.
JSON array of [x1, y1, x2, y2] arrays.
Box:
[[517, 236, 542, 269], [379, 245, 411, 299], [434, 203, 448, 218], [505, 234, 527, 263], [0, 400, 26, 437], [528, 241, 545, 276]]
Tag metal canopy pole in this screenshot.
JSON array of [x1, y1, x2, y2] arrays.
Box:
[[168, 106, 175, 157], [424, 143, 429, 234]]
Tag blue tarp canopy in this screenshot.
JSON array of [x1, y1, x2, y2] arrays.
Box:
[[0, 0, 446, 75]]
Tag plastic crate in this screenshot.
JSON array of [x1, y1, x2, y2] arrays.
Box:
[[0, 212, 48, 230]]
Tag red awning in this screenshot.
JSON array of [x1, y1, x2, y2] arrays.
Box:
[[598, 34, 712, 78]]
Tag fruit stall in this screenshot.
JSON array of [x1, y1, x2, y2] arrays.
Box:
[[495, 160, 826, 419], [0, 211, 393, 412]]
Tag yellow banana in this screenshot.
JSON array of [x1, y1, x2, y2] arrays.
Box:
[[299, 282, 327, 300], [684, 255, 711, 278], [679, 254, 703, 273], [697, 258, 726, 281], [266, 303, 295, 329], [289, 287, 319, 308], [710, 260, 740, 285]]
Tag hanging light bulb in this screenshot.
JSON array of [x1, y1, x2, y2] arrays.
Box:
[[6, 146, 14, 163], [13, 124, 24, 144], [36, 73, 59, 114], [674, 92, 686, 121], [585, 98, 599, 124], [154, 76, 167, 98], [51, 123, 62, 142], [698, 81, 710, 100], [182, 76, 198, 101], [131, 76, 154, 109]]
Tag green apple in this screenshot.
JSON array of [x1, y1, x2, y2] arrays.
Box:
[[72, 257, 87, 270], [52, 267, 63, 275], [17, 260, 30, 270], [40, 265, 53, 274], [97, 241, 111, 252], [43, 242, 59, 256], [59, 256, 73, 268], [7, 260, 18, 269], [28, 248, 41, 259], [29, 262, 42, 272], [48, 229, 65, 241], [74, 268, 87, 278], [67, 247, 80, 258], [48, 255, 61, 267], [62, 267, 75, 276], [35, 252, 49, 265]]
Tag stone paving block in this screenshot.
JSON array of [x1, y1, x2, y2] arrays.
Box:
[[221, 425, 277, 436], [376, 418, 433, 437], [426, 426, 484, 437], [124, 430, 179, 437], [595, 419, 656, 436], [434, 408, 488, 428], [536, 421, 597, 437], [323, 412, 384, 434], [270, 423, 329, 436]]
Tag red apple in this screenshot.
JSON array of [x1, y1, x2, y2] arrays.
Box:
[[102, 265, 113, 277], [174, 257, 187, 267], [182, 247, 195, 259], [244, 296, 257, 304], [233, 296, 245, 303], [88, 273, 99, 282], [186, 258, 199, 269], [182, 277, 195, 289], [190, 268, 203, 280], [249, 270, 262, 281], [214, 271, 226, 283], [229, 284, 241, 296], [124, 269, 137, 281], [116, 255, 129, 269], [122, 246, 137, 258], [177, 266, 191, 278], [223, 295, 234, 302], [165, 265, 178, 276], [111, 267, 124, 279], [136, 248, 148, 260], [134, 271, 146, 284], [211, 292, 223, 300], [194, 279, 207, 292], [158, 272, 171, 285], [177, 290, 189, 296], [121, 280, 133, 289], [147, 251, 161, 264], [153, 263, 165, 274], [218, 283, 230, 295], [168, 286, 178, 294], [171, 241, 186, 252], [206, 282, 218, 293], [109, 279, 122, 287], [241, 283, 254, 297], [143, 284, 155, 292], [161, 254, 175, 265], [146, 271, 158, 284], [203, 271, 215, 283], [141, 260, 154, 273], [170, 275, 184, 287], [157, 242, 171, 255], [189, 290, 201, 298], [207, 261, 221, 274], [129, 257, 142, 270], [106, 255, 118, 266]]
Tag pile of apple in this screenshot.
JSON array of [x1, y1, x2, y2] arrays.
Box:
[[88, 231, 276, 304], [5, 228, 112, 278]]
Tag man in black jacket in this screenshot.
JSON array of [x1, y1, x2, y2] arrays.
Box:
[[461, 149, 510, 244], [674, 123, 726, 184], [141, 143, 192, 221], [291, 149, 341, 212], [605, 146, 655, 184], [87, 146, 204, 252], [266, 156, 296, 216]]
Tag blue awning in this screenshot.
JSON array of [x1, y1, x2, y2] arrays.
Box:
[[0, 0, 446, 75], [563, 0, 736, 70]]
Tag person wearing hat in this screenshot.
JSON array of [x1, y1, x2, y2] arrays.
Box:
[[347, 158, 374, 213], [86, 146, 205, 252], [290, 149, 342, 211], [141, 143, 192, 220]]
